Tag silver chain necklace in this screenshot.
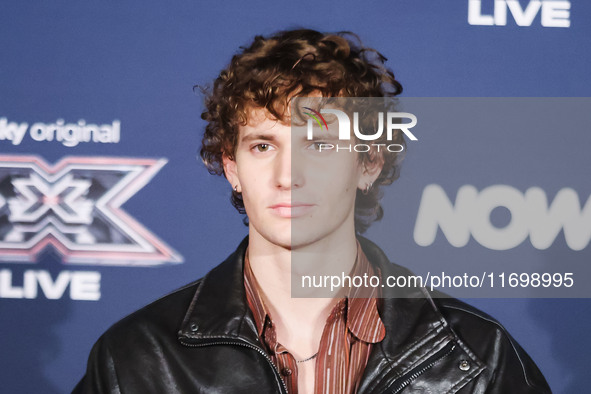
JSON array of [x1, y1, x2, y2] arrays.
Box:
[[296, 352, 318, 363]]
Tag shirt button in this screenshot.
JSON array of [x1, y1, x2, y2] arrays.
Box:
[[281, 368, 292, 376]]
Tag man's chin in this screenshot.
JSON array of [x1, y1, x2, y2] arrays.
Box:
[[251, 219, 331, 250], [258, 233, 316, 251], [289, 231, 329, 250]]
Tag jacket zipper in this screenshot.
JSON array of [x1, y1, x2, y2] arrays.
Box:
[[180, 337, 289, 394], [387, 342, 456, 394]]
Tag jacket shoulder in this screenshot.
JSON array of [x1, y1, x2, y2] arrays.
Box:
[[105, 278, 202, 343], [73, 279, 203, 393]]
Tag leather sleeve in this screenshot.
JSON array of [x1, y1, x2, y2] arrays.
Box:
[[71, 281, 200, 394], [72, 335, 122, 394], [480, 328, 552, 393], [436, 299, 552, 393]]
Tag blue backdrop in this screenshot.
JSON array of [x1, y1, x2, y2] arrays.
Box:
[[1, 1, 589, 393]]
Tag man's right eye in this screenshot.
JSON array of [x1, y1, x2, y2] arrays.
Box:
[[253, 144, 271, 152]]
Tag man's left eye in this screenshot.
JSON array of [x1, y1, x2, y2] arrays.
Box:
[[307, 142, 330, 152]]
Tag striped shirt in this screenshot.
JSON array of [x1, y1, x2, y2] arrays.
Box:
[[243, 243, 386, 394]]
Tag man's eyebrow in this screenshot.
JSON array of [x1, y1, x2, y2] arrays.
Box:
[[305, 134, 339, 141], [241, 133, 278, 143]]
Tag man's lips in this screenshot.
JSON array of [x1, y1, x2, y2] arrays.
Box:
[[269, 203, 316, 218]]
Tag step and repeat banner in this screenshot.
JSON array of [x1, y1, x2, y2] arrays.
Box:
[[1, 1, 589, 393]]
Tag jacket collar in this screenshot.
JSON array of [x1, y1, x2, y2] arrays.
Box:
[[178, 236, 465, 392], [353, 237, 456, 393], [178, 236, 260, 345]]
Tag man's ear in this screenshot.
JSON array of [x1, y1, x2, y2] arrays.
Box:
[[357, 155, 384, 191], [222, 154, 241, 193]]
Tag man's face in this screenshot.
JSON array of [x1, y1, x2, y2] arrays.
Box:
[[223, 108, 377, 250]]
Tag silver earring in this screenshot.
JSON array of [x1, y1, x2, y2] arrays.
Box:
[[363, 182, 373, 195], [234, 185, 239, 193]]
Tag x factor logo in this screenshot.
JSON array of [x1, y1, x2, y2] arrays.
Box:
[[0, 155, 182, 266]]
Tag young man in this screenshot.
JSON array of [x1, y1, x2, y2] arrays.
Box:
[[75, 29, 551, 393]]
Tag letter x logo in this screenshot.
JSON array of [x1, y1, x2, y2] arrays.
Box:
[[0, 155, 182, 266]]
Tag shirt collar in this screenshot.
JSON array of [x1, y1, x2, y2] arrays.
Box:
[[243, 241, 386, 343], [346, 244, 386, 343]]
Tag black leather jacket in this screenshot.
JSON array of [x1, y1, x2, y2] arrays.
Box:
[[74, 237, 551, 393]]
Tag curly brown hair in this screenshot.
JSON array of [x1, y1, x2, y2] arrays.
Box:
[[200, 28, 405, 233]]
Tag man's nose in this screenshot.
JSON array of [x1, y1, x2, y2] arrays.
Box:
[[274, 146, 304, 190]]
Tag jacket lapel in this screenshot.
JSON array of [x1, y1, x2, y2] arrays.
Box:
[[356, 237, 484, 393], [178, 236, 260, 346]]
